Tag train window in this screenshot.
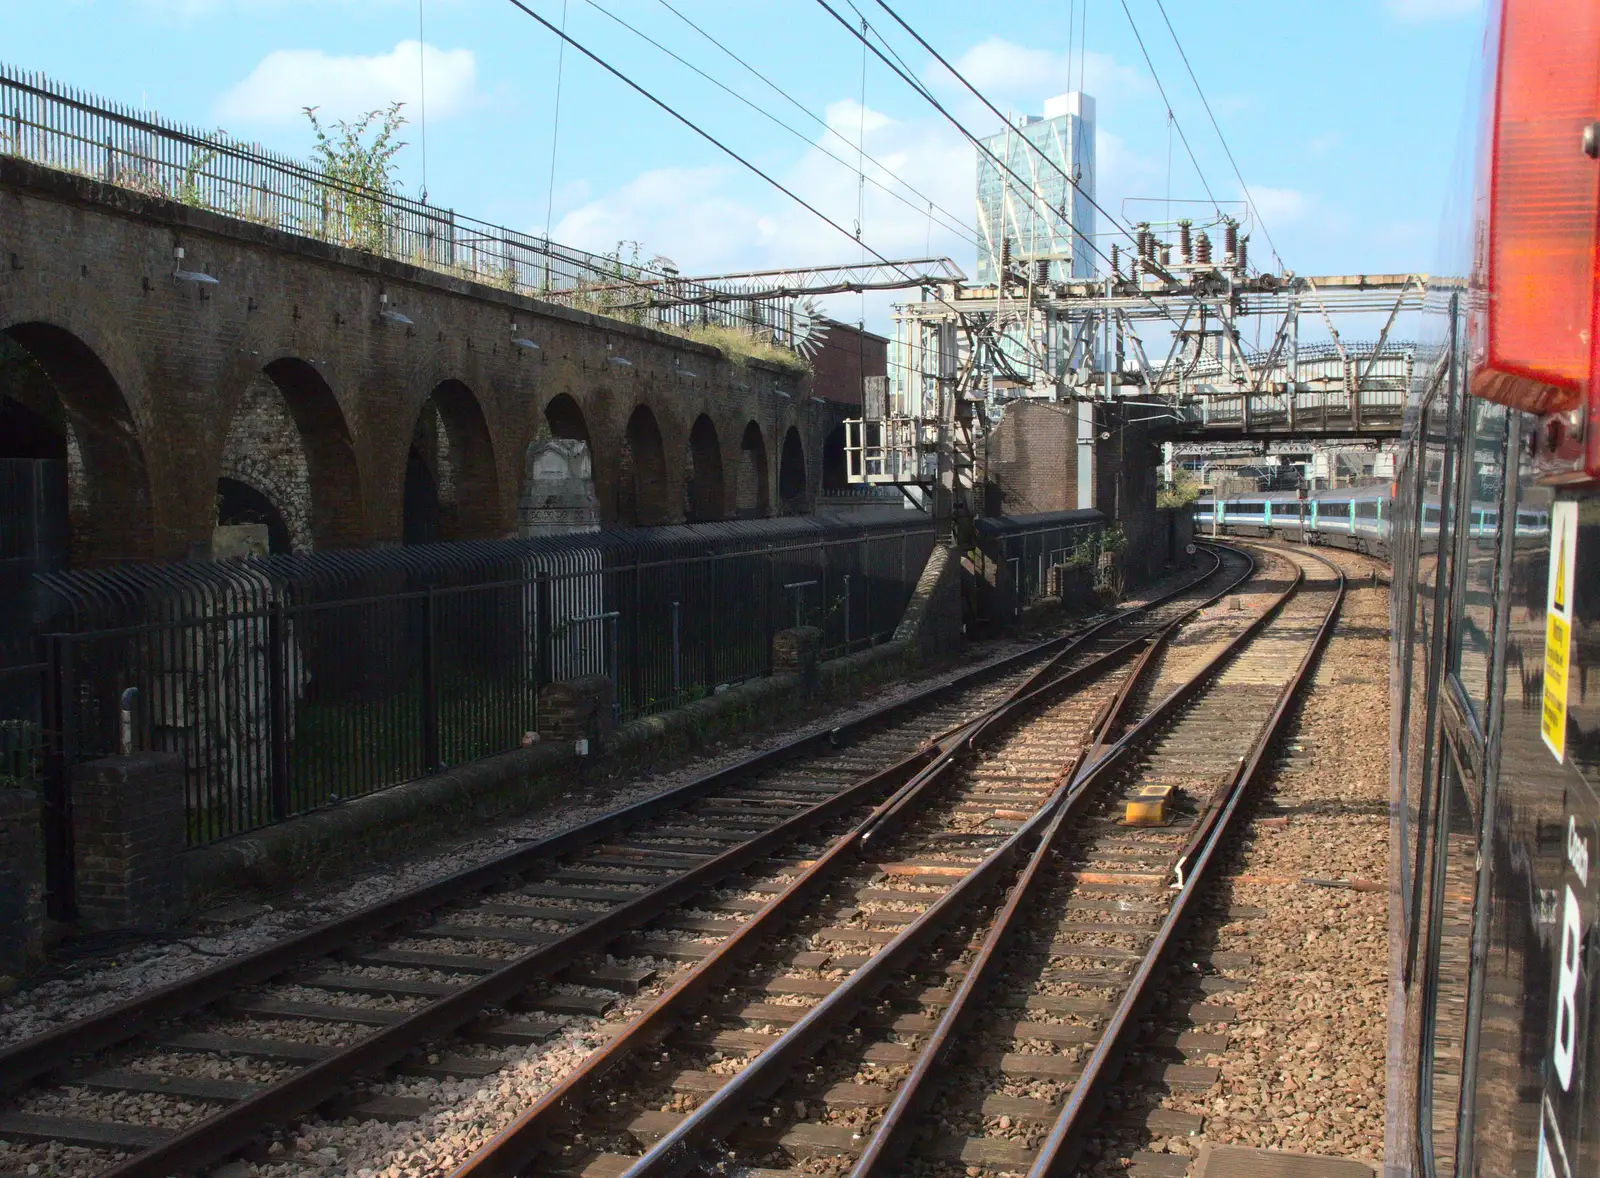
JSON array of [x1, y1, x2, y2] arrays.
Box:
[[1357, 502, 1380, 519], [1232, 502, 1265, 514], [1399, 363, 1463, 997], [1416, 748, 1480, 1178], [1449, 397, 1510, 720]]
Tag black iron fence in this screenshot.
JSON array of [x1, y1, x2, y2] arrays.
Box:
[[974, 510, 1107, 613], [26, 512, 932, 847]]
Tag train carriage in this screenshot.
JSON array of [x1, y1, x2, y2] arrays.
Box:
[[1378, 2, 1600, 1176]]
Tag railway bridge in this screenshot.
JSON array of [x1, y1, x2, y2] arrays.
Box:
[[0, 155, 827, 567]]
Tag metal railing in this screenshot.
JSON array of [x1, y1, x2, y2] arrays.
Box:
[[973, 511, 1107, 613], [0, 62, 804, 344], [28, 515, 934, 846]]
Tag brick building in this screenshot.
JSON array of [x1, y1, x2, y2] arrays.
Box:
[[805, 319, 888, 491]]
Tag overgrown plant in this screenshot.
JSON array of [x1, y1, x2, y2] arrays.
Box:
[[304, 103, 407, 254], [1156, 469, 1202, 509]]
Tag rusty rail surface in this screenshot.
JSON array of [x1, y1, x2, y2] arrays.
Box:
[[0, 553, 1244, 1178], [444, 546, 1265, 1178]]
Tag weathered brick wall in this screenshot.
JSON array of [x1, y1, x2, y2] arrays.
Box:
[[772, 625, 822, 682], [219, 372, 314, 551], [894, 543, 965, 659], [70, 752, 186, 930], [0, 158, 828, 562], [984, 400, 1080, 514], [0, 788, 44, 967], [537, 675, 616, 749]]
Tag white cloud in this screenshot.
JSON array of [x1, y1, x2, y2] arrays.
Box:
[[1385, 0, 1482, 21], [944, 37, 1148, 109], [553, 101, 977, 282], [1244, 184, 1314, 225], [215, 40, 477, 127]]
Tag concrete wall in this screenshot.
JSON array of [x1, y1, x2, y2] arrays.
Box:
[[0, 158, 827, 564]]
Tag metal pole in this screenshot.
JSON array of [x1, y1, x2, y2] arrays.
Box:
[[671, 600, 681, 696], [843, 574, 852, 652], [267, 599, 290, 820], [609, 614, 620, 717], [421, 588, 440, 773]]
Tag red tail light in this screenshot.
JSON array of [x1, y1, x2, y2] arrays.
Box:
[[1473, 0, 1600, 480]]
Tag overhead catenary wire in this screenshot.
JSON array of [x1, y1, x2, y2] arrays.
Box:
[[815, 0, 1116, 271], [828, 0, 1191, 339], [1152, 0, 1283, 271], [1116, 0, 1221, 216], [649, 0, 981, 251], [863, 0, 1152, 259], [417, 0, 429, 201], [499, 0, 1028, 382], [543, 0, 570, 244]]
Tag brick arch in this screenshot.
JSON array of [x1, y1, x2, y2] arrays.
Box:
[[684, 414, 726, 522], [735, 420, 770, 518], [778, 425, 808, 513], [216, 357, 365, 553], [543, 392, 592, 448], [404, 378, 506, 544], [1, 321, 155, 564], [616, 404, 670, 528]]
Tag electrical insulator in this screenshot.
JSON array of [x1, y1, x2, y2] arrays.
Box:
[[1238, 235, 1249, 274], [1036, 258, 1050, 284], [1160, 245, 1172, 266], [1223, 219, 1239, 264], [1177, 219, 1193, 264], [1000, 238, 1012, 269], [1110, 243, 1121, 277], [1195, 231, 1213, 265]]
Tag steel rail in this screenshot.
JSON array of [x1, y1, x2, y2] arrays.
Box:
[[862, 544, 1250, 848], [592, 547, 1303, 1178], [1024, 547, 1345, 1178], [0, 586, 1130, 1099], [845, 552, 1328, 1174], [15, 554, 1237, 1177], [440, 549, 1246, 1178]]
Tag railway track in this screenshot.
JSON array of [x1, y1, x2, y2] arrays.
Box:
[[439, 543, 1341, 1178], [0, 547, 1255, 1178]]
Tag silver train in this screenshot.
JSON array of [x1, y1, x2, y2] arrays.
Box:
[[1194, 487, 1551, 560]]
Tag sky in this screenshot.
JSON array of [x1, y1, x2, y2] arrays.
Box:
[[1, 0, 1488, 331]]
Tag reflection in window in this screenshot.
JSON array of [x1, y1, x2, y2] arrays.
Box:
[[1419, 752, 1479, 1178], [1450, 398, 1508, 718]]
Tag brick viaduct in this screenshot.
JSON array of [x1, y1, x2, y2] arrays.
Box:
[[0, 157, 831, 565]]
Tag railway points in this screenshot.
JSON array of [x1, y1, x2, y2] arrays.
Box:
[[3, 4, 1598, 1178]]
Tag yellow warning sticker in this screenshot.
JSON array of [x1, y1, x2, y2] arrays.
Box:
[[1543, 501, 1579, 763]]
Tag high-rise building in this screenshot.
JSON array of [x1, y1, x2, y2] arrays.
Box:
[[975, 92, 1096, 286]]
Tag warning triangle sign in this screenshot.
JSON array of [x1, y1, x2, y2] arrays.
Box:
[[1555, 534, 1568, 613]]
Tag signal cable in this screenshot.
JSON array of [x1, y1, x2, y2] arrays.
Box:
[[1151, 0, 1283, 271]]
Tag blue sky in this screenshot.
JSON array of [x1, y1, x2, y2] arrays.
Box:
[[3, 0, 1487, 328]]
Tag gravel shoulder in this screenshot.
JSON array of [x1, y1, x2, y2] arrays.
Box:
[[1087, 545, 1391, 1176]]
